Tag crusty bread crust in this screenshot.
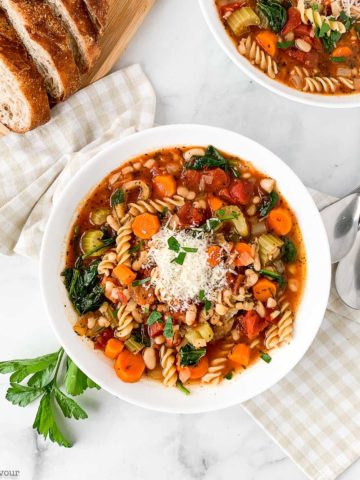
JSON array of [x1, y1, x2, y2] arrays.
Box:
[[0, 10, 50, 132], [1, 0, 80, 100], [46, 0, 100, 72], [83, 0, 109, 33]]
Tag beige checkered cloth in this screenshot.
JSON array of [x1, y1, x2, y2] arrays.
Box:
[[0, 64, 156, 257], [0, 65, 359, 480]]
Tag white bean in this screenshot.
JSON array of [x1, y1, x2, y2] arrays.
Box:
[[143, 347, 157, 370], [185, 305, 197, 325], [183, 148, 206, 162]]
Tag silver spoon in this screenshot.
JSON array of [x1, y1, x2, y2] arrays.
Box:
[[335, 229, 360, 309], [320, 193, 360, 263]]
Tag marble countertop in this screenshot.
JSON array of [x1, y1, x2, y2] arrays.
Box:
[[1, 0, 359, 479]]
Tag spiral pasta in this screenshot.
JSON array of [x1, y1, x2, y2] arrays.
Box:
[[238, 36, 278, 79], [160, 346, 178, 387], [201, 339, 234, 384], [297, 0, 346, 35], [264, 324, 280, 350], [303, 76, 340, 93], [97, 249, 117, 276], [277, 298, 293, 345], [128, 195, 185, 216], [115, 299, 137, 340], [115, 216, 133, 265]]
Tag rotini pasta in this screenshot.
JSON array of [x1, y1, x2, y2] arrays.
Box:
[[115, 299, 137, 340], [128, 195, 185, 216], [238, 35, 278, 79], [115, 216, 134, 265], [297, 0, 346, 35], [160, 346, 178, 387], [201, 339, 234, 384], [97, 249, 117, 276]]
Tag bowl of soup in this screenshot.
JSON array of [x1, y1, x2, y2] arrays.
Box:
[[40, 124, 331, 413], [199, 0, 360, 107]]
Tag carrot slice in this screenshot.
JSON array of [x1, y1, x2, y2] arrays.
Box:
[[152, 175, 177, 198], [115, 349, 145, 383], [234, 242, 253, 267], [132, 213, 160, 239], [253, 278, 277, 302], [228, 343, 251, 367], [256, 30, 277, 57], [207, 245, 222, 267], [112, 264, 137, 285], [188, 356, 209, 379], [332, 46, 352, 58], [105, 338, 124, 360], [267, 208, 293, 236], [207, 194, 226, 213]]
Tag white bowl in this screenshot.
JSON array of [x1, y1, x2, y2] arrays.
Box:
[[40, 124, 331, 413], [198, 0, 360, 108]]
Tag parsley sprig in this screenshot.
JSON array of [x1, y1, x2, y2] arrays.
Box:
[[0, 348, 100, 447], [167, 236, 198, 265]]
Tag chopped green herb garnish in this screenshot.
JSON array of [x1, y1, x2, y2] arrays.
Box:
[[260, 351, 272, 363], [259, 269, 286, 286], [110, 188, 125, 206], [282, 238, 297, 263], [183, 246, 198, 253], [179, 344, 206, 367], [160, 206, 169, 218], [331, 56, 346, 63], [176, 380, 190, 396], [277, 40, 295, 49], [224, 370, 234, 380], [142, 306, 149, 314], [129, 241, 144, 254], [339, 11, 353, 31], [311, 3, 319, 10], [318, 22, 330, 38], [199, 290, 205, 300], [199, 290, 211, 313], [131, 277, 151, 287], [163, 317, 173, 339], [147, 311, 163, 326], [168, 236, 180, 252], [171, 252, 186, 265]]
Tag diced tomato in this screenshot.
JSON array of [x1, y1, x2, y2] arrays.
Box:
[[148, 322, 164, 338], [220, 1, 245, 15], [181, 170, 201, 192], [200, 168, 230, 193], [240, 310, 267, 340], [218, 187, 233, 203], [94, 328, 114, 350], [285, 48, 319, 68], [293, 24, 313, 37], [282, 7, 301, 35], [229, 179, 253, 205], [178, 202, 207, 227]]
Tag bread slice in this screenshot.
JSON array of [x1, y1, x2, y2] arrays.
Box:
[[0, 0, 80, 101], [83, 0, 109, 33], [0, 10, 50, 132], [45, 0, 100, 72]]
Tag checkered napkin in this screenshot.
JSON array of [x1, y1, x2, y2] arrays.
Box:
[[244, 188, 360, 480], [0, 66, 359, 480], [0, 64, 156, 257]]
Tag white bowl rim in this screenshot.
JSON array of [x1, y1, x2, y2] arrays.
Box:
[[198, 0, 360, 109], [40, 124, 331, 413]]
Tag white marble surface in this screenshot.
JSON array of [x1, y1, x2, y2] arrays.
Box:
[[1, 0, 360, 479]]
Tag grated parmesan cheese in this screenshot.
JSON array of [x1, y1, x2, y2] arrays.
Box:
[[146, 227, 229, 311]]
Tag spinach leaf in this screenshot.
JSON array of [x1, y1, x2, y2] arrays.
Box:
[[132, 325, 151, 347], [184, 145, 228, 171], [259, 191, 279, 217], [257, 0, 287, 33], [62, 261, 104, 315], [259, 269, 286, 286], [318, 30, 342, 53], [282, 238, 297, 263], [163, 317, 173, 339], [179, 344, 206, 367], [111, 188, 125, 206]]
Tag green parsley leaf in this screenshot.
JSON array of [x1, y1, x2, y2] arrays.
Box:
[[64, 358, 89, 397], [6, 384, 45, 407], [27, 363, 56, 388], [282, 238, 297, 263], [147, 310, 163, 326], [33, 393, 72, 448], [183, 246, 198, 253], [199, 290, 211, 313], [331, 56, 346, 63], [160, 206, 169, 218], [311, 3, 319, 10], [260, 351, 272, 363], [110, 188, 125, 206], [142, 306, 149, 314], [318, 22, 330, 37], [176, 380, 190, 395], [131, 277, 151, 287], [86, 377, 100, 390], [0, 351, 59, 376], [277, 40, 295, 49], [171, 252, 186, 265], [163, 317, 173, 339], [168, 236, 181, 252], [199, 290, 205, 300], [224, 371, 234, 380], [53, 387, 88, 420], [339, 11, 353, 30], [129, 241, 144, 254], [179, 344, 206, 367]]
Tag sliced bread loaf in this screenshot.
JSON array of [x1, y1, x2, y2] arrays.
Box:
[[0, 0, 80, 101], [0, 10, 50, 132], [83, 0, 109, 33], [45, 0, 100, 72]]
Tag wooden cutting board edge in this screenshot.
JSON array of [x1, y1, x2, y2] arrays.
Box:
[[0, 0, 156, 137]]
